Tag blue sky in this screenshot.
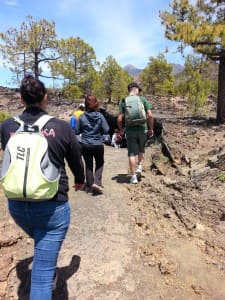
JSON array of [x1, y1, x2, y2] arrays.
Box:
[[0, 0, 188, 87]]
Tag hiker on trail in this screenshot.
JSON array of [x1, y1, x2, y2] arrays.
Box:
[[71, 103, 85, 128], [70, 103, 85, 140], [111, 128, 122, 148], [0, 75, 85, 299], [73, 103, 85, 119], [117, 82, 154, 184], [76, 94, 110, 195]]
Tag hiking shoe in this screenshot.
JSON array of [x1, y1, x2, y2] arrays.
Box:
[[136, 164, 142, 176], [130, 174, 138, 184], [92, 184, 103, 195], [83, 185, 92, 193]]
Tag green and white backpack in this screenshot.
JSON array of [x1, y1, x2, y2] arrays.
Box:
[[0, 115, 60, 201], [124, 95, 147, 126]]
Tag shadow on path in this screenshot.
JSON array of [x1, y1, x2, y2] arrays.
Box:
[[16, 255, 81, 300], [112, 174, 129, 183]]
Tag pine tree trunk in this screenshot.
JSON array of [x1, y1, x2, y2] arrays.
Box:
[[152, 83, 156, 96], [216, 57, 225, 124], [34, 52, 39, 79]]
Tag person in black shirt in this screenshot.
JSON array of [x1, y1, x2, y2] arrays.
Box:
[[0, 75, 85, 299]]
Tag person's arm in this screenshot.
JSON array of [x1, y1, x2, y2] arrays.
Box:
[[142, 96, 154, 137], [117, 99, 125, 135], [100, 114, 110, 134], [75, 117, 81, 135], [67, 140, 85, 182], [1, 118, 17, 150], [65, 128, 85, 187], [117, 112, 124, 135], [146, 110, 154, 137]]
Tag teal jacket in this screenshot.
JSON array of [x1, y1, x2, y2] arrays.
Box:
[[76, 111, 109, 145]]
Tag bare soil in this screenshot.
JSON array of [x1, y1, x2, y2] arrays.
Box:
[[1, 94, 225, 299]]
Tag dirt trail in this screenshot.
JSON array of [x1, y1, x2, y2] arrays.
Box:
[[3, 141, 225, 300], [2, 146, 154, 299], [60, 146, 144, 299], [1, 94, 225, 299]]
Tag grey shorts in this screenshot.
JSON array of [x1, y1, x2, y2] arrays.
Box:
[[126, 130, 147, 156]]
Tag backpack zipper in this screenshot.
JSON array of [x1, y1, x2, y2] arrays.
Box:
[[23, 148, 30, 197]]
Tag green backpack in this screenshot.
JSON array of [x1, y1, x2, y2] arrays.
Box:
[[0, 115, 60, 201], [124, 95, 147, 126]]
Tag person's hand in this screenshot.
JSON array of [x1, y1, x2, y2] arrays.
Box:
[[117, 134, 123, 141], [73, 183, 84, 191], [118, 128, 124, 136], [148, 129, 154, 138]]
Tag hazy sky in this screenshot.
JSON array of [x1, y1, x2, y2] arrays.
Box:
[[0, 0, 189, 87]]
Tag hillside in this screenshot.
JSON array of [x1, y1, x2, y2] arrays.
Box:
[[123, 63, 184, 76], [1, 92, 225, 299]]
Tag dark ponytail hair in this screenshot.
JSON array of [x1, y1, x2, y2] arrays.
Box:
[[19, 74, 46, 105]]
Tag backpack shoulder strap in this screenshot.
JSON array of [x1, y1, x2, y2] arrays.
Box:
[[33, 115, 54, 130], [14, 116, 23, 125], [13, 116, 25, 132]]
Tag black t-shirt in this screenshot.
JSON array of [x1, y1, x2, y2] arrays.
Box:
[[1, 107, 85, 201]]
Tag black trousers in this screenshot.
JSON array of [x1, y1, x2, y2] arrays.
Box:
[[81, 143, 104, 188]]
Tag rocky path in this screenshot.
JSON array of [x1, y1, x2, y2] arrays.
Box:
[[1, 146, 155, 299], [1, 94, 225, 299], [55, 146, 146, 300], [3, 139, 225, 300]]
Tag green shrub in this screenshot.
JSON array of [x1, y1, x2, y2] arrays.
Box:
[[0, 111, 11, 122], [217, 173, 225, 182]]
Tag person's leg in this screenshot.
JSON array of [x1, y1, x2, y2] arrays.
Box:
[[126, 131, 139, 172], [82, 144, 94, 188], [136, 152, 144, 174], [136, 153, 144, 177], [126, 131, 139, 183], [93, 145, 104, 186], [8, 200, 34, 237], [30, 201, 70, 300], [137, 152, 144, 166], [128, 155, 136, 174], [8, 200, 70, 300], [136, 130, 147, 173]]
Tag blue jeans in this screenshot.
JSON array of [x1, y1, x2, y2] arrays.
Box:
[[8, 200, 70, 300]]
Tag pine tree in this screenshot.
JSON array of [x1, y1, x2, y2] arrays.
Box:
[[0, 15, 57, 82], [160, 0, 225, 123], [50, 36, 97, 97], [100, 56, 132, 103], [140, 53, 174, 96]]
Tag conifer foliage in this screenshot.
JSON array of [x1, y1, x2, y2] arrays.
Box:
[[140, 53, 174, 96], [0, 15, 57, 81], [160, 0, 225, 123]]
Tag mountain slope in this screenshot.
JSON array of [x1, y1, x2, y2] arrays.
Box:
[[123, 63, 184, 77]]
